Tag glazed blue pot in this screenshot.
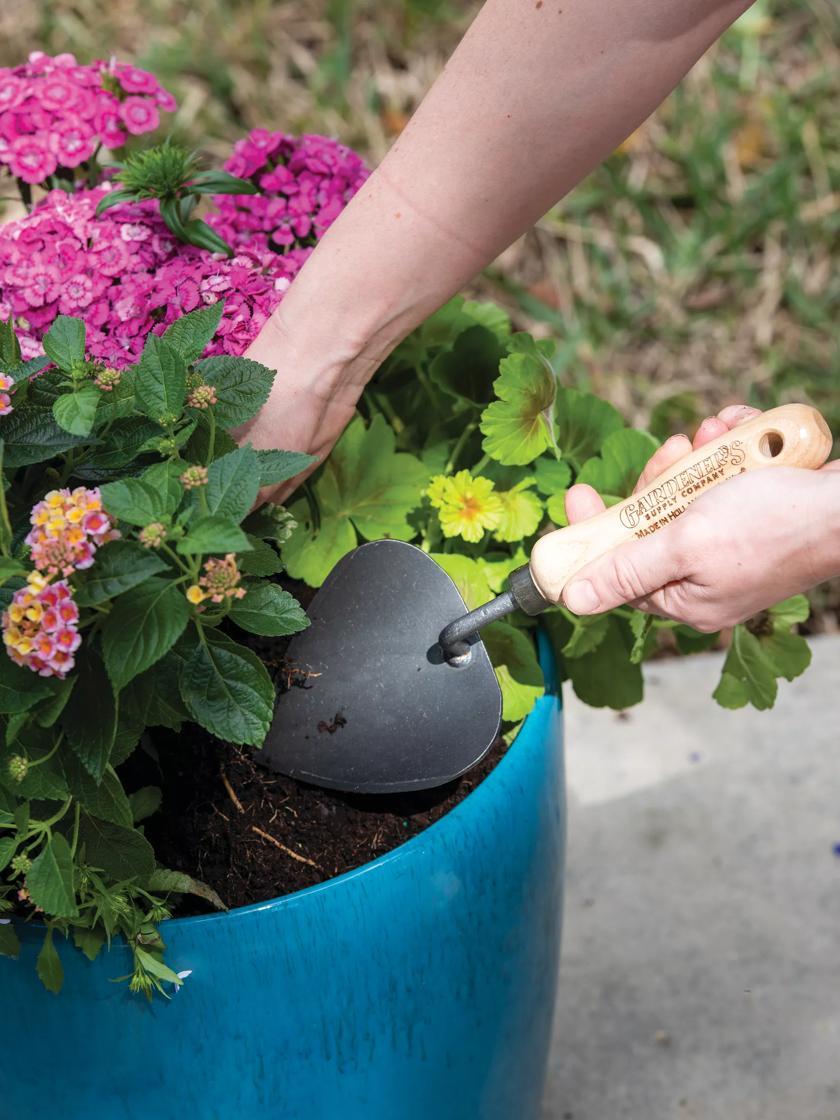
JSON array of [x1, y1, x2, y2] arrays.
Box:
[[1, 634, 565, 1120]]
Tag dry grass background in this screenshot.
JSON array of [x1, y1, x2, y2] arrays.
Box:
[[1, 0, 838, 623]]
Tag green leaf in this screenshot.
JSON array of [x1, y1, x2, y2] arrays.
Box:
[[482, 622, 544, 723], [553, 387, 624, 466], [283, 415, 427, 586], [63, 760, 133, 828], [533, 457, 573, 497], [27, 834, 78, 919], [206, 445, 260, 520], [564, 615, 644, 709], [1, 406, 89, 467], [52, 385, 100, 437], [0, 834, 17, 871], [479, 336, 556, 465], [134, 336, 187, 421], [134, 944, 188, 987], [183, 217, 233, 256], [36, 929, 64, 995], [140, 460, 184, 516], [430, 553, 493, 611], [42, 316, 85, 371], [238, 535, 284, 577], [0, 315, 21, 367], [74, 541, 169, 607], [102, 578, 191, 690], [180, 629, 274, 746], [462, 300, 511, 339], [551, 610, 611, 660], [162, 301, 224, 363], [95, 188, 136, 215], [78, 814, 155, 880], [256, 448, 317, 488], [74, 418, 162, 473], [177, 516, 252, 555], [577, 428, 659, 498], [189, 169, 259, 195], [129, 786, 162, 824], [628, 611, 655, 664], [73, 926, 106, 962], [493, 478, 543, 542], [147, 867, 226, 910], [229, 583, 309, 637], [197, 355, 275, 429], [0, 922, 20, 959], [63, 651, 118, 781], [428, 325, 504, 406], [713, 599, 813, 711], [100, 477, 168, 526], [121, 658, 189, 732], [0, 653, 54, 714]]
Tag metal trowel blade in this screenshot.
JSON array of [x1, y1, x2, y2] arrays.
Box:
[[260, 539, 502, 793]]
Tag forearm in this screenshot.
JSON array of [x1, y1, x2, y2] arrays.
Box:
[[266, 0, 755, 395]]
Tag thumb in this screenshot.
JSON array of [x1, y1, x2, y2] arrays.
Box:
[[562, 531, 683, 615]]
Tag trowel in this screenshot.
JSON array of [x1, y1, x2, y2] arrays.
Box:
[[261, 404, 831, 793]]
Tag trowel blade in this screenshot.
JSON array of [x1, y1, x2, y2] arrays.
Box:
[[261, 540, 502, 793]]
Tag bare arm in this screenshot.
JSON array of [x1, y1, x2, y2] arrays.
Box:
[[244, 0, 756, 484]]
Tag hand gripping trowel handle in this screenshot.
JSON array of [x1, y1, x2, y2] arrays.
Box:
[[439, 404, 832, 660]]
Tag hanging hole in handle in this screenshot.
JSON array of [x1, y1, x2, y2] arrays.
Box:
[[759, 430, 784, 458]]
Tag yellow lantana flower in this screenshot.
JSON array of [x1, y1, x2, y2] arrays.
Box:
[[426, 470, 503, 543]]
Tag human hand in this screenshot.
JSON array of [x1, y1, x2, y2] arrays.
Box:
[[561, 405, 840, 631]]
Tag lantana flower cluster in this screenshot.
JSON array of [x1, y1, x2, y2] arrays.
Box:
[[0, 373, 13, 416], [2, 572, 81, 679], [186, 554, 246, 606], [25, 487, 118, 578], [0, 187, 290, 366], [209, 129, 368, 261], [0, 52, 175, 185]]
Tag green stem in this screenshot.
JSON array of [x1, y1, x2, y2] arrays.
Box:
[[302, 481, 320, 533], [445, 422, 478, 474], [415, 365, 439, 412], [31, 798, 72, 836], [205, 410, 217, 466], [472, 453, 491, 475], [28, 733, 64, 770], [70, 802, 81, 859], [372, 391, 404, 435]]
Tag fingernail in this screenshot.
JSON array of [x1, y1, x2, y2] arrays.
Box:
[[564, 580, 601, 614]]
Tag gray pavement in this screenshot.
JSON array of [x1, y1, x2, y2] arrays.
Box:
[[543, 635, 840, 1120]]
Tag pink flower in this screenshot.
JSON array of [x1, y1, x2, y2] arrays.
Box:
[[21, 263, 62, 307], [26, 487, 118, 578], [50, 120, 96, 168], [8, 135, 57, 183], [115, 65, 160, 96], [0, 74, 26, 112], [58, 272, 95, 313], [0, 373, 14, 416], [3, 573, 82, 679], [36, 75, 82, 111], [119, 96, 160, 136]]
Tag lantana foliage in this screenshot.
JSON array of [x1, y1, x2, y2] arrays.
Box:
[[0, 53, 813, 995]]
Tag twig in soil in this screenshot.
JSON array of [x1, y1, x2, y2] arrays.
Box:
[[220, 768, 244, 814], [250, 825, 321, 870]]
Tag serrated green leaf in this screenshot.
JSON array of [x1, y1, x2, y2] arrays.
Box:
[[147, 867, 226, 910], [479, 339, 556, 465], [283, 415, 428, 586], [179, 629, 274, 745], [628, 611, 654, 664], [553, 387, 624, 466], [206, 445, 260, 520], [197, 355, 275, 429], [63, 759, 133, 828], [550, 610, 611, 660], [493, 478, 543, 542], [0, 653, 54, 713], [36, 928, 64, 994], [73, 926, 105, 962], [0, 922, 20, 959], [102, 579, 191, 690], [100, 477, 168, 526], [713, 602, 813, 711], [0, 834, 18, 871], [121, 658, 189, 732], [42, 316, 85, 371], [577, 428, 659, 498], [162, 301, 224, 363], [78, 814, 155, 880], [63, 650, 118, 781], [27, 834, 78, 919], [52, 385, 100, 437], [140, 460, 184, 516], [74, 542, 169, 607], [1, 407, 89, 467], [177, 516, 252, 555], [238, 535, 283, 576], [482, 621, 544, 723], [229, 583, 309, 637], [256, 448, 317, 488], [0, 315, 21, 367], [74, 418, 162, 473], [134, 336, 187, 421]]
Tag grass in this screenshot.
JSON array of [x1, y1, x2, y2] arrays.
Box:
[[1, 0, 838, 619]]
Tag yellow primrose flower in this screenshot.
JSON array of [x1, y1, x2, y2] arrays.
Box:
[[426, 470, 503, 543]]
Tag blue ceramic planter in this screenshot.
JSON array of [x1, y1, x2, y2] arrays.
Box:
[[1, 634, 564, 1120]]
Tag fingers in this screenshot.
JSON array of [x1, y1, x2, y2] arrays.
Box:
[[562, 526, 684, 615], [633, 434, 692, 493], [565, 483, 606, 524], [691, 415, 729, 449], [716, 404, 761, 429]]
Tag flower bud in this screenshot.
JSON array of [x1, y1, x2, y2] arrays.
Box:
[[7, 755, 28, 783]]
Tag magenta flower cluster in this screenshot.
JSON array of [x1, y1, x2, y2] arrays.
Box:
[[0, 52, 174, 185], [0, 186, 295, 367], [209, 129, 368, 260]]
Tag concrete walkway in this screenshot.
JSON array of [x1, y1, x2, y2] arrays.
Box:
[[543, 635, 840, 1120]]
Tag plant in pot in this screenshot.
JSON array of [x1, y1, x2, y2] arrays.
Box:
[[0, 51, 815, 1120]]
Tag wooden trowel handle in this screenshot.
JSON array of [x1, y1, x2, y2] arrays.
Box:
[[528, 404, 833, 605]]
